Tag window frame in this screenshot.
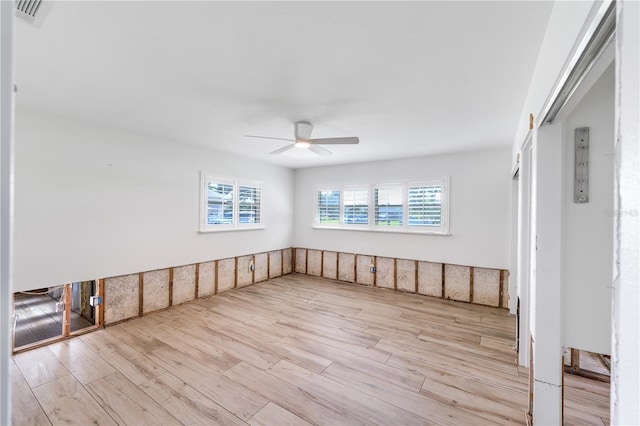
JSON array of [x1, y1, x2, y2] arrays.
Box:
[[200, 172, 264, 232], [342, 185, 370, 228], [313, 177, 449, 235]]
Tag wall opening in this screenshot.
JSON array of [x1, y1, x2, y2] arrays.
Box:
[[12, 281, 100, 352]]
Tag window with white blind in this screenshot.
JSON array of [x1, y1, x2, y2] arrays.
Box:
[[317, 190, 341, 225], [374, 185, 403, 227], [343, 187, 369, 225], [200, 172, 263, 232], [408, 183, 443, 228], [238, 185, 262, 225], [313, 177, 449, 234]]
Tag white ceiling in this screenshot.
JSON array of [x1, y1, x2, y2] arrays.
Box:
[[15, 1, 553, 169]]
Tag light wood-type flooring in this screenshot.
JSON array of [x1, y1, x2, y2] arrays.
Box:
[[11, 274, 610, 425]]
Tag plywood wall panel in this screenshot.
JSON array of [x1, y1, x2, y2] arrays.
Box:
[[269, 251, 282, 279], [375, 257, 395, 289], [218, 258, 235, 293], [237, 256, 253, 288], [198, 261, 216, 297], [502, 271, 510, 309], [396, 259, 416, 293], [143, 269, 170, 313], [338, 253, 356, 282], [173, 264, 196, 305], [307, 249, 322, 277], [254, 253, 268, 283], [418, 262, 443, 297], [104, 274, 139, 324], [322, 251, 338, 280], [444, 265, 471, 302], [295, 248, 307, 274], [472, 267, 500, 307], [356, 255, 375, 286], [283, 248, 292, 274]]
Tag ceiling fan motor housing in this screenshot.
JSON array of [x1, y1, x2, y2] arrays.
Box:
[[295, 121, 314, 141]]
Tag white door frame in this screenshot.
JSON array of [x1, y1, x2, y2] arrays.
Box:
[[0, 0, 16, 424], [517, 132, 533, 367]]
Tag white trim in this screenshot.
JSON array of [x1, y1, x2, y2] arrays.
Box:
[[0, 1, 14, 423], [313, 177, 450, 235], [200, 172, 264, 232]]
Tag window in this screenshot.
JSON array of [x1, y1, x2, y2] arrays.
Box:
[[408, 183, 442, 227], [343, 187, 369, 225], [317, 190, 340, 224], [238, 185, 262, 224], [314, 177, 449, 234], [374, 186, 403, 227], [201, 173, 263, 231], [207, 180, 234, 226]]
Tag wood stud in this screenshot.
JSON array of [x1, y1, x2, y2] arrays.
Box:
[[214, 260, 219, 294], [96, 279, 105, 328], [441, 263, 446, 298], [138, 273, 144, 317], [194, 263, 200, 299], [62, 284, 71, 337], [168, 268, 174, 307], [469, 266, 475, 304], [499, 270, 505, 308]]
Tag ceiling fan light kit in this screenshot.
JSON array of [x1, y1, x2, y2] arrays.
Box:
[[245, 121, 359, 156]]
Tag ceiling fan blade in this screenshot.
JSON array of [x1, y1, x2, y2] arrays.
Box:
[[308, 144, 332, 156], [269, 144, 296, 155], [309, 137, 359, 145], [246, 135, 296, 142], [295, 121, 314, 141]]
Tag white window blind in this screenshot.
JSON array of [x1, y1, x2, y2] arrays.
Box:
[[408, 184, 442, 227], [343, 188, 369, 224], [207, 181, 234, 225], [200, 173, 264, 232], [238, 185, 261, 225], [374, 186, 403, 227], [317, 190, 340, 225]]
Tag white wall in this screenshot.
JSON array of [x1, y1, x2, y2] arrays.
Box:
[[612, 0, 640, 422], [512, 0, 598, 161], [294, 148, 511, 269], [562, 64, 614, 355], [13, 109, 294, 291]]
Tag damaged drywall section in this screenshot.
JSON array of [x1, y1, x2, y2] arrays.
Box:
[[338, 253, 356, 282], [293, 248, 509, 309], [104, 274, 139, 324]]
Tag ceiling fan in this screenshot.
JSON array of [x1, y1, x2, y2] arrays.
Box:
[[245, 121, 359, 155]]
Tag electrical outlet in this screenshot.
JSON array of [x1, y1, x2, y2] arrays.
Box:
[[370, 266, 376, 273], [89, 295, 103, 307], [55, 301, 65, 313], [249, 263, 255, 272]]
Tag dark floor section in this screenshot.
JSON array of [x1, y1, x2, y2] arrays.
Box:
[[13, 293, 94, 348]]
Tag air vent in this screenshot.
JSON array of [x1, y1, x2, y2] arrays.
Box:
[[16, 0, 42, 21], [16, 0, 51, 26]]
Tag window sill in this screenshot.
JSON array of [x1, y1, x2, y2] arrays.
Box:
[[312, 225, 450, 236], [199, 226, 265, 234]]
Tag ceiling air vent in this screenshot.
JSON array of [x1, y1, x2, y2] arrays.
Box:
[[16, 0, 51, 26]]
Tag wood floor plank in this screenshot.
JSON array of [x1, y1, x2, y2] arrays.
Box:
[[12, 274, 609, 425], [139, 371, 246, 425], [145, 346, 268, 420], [10, 359, 52, 426], [85, 372, 179, 425], [47, 338, 116, 385], [32, 374, 116, 426], [249, 402, 314, 426], [225, 361, 369, 425], [13, 346, 71, 388]]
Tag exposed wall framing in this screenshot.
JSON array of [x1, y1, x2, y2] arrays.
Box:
[[102, 248, 293, 326], [293, 248, 509, 309]]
